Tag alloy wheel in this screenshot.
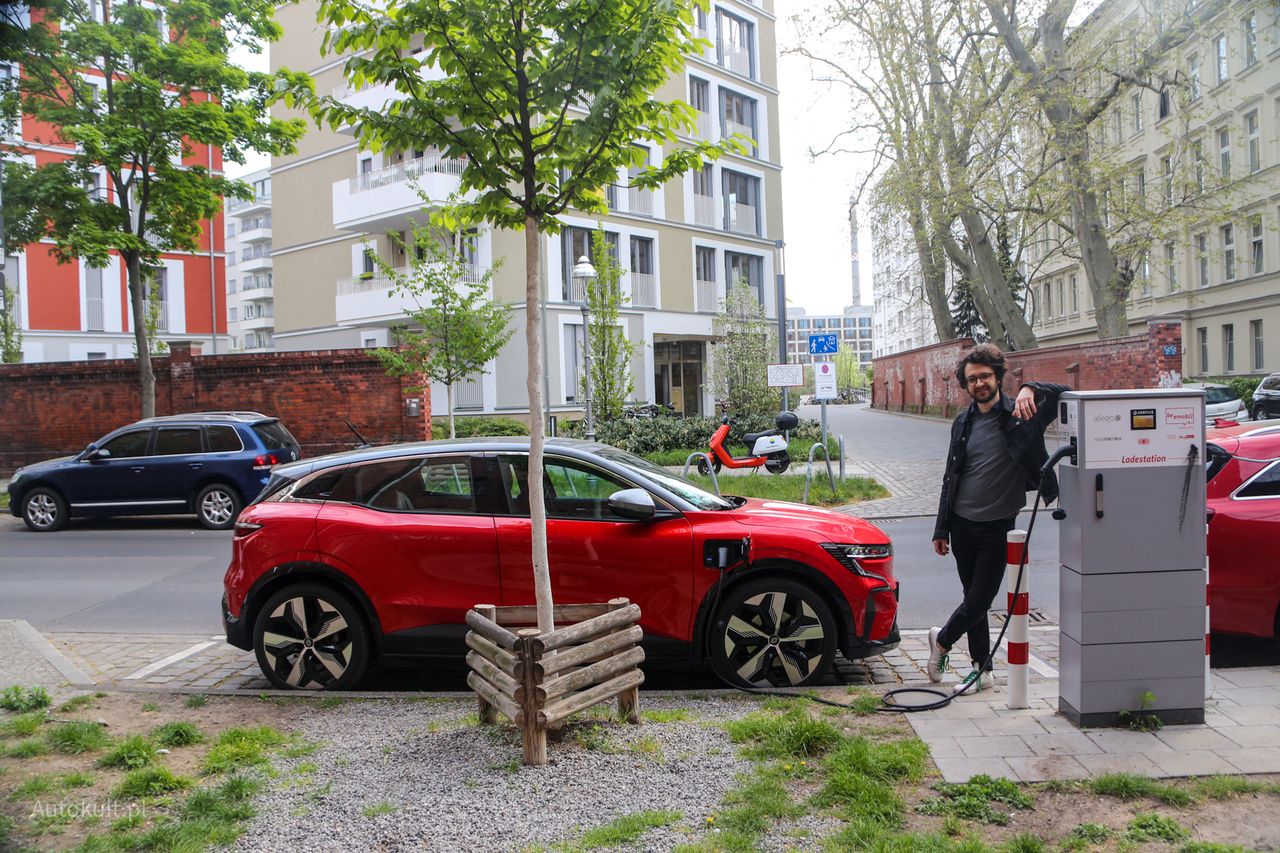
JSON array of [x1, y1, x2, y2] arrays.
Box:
[[200, 489, 236, 527], [721, 590, 829, 687], [26, 493, 60, 530], [260, 595, 356, 689]]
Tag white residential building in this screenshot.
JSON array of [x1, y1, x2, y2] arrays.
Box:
[[224, 171, 274, 351]]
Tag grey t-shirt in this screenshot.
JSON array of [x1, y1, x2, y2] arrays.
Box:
[[952, 408, 1027, 522]]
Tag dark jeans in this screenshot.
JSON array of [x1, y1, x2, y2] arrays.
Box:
[[938, 514, 1017, 672]]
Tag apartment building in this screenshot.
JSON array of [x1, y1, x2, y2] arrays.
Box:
[[224, 171, 275, 351], [268, 0, 784, 420], [871, 212, 946, 357], [785, 308, 874, 367], [1026, 0, 1280, 377], [0, 6, 227, 363]]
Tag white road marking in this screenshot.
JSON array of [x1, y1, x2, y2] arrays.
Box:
[[122, 641, 217, 680]]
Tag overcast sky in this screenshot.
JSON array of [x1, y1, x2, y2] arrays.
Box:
[[228, 5, 877, 316]]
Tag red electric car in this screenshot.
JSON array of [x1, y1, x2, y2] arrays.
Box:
[[1207, 420, 1280, 640], [222, 438, 899, 690]]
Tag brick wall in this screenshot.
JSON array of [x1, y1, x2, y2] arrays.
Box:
[[871, 319, 1184, 417], [0, 343, 431, 475]]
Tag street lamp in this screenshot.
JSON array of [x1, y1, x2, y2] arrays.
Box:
[[571, 255, 597, 441]]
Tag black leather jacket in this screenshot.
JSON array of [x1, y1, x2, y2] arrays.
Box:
[[933, 381, 1072, 541]]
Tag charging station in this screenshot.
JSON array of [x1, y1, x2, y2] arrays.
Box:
[[1054, 389, 1207, 727]]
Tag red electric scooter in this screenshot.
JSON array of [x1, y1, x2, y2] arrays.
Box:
[[696, 411, 799, 475]]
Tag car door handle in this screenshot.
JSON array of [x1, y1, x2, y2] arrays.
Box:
[[131, 465, 145, 473], [188, 462, 203, 470]]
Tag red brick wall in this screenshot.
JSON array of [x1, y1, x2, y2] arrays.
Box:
[[871, 320, 1184, 417], [0, 343, 432, 476]]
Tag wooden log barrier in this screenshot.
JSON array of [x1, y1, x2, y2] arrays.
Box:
[[463, 598, 646, 766]]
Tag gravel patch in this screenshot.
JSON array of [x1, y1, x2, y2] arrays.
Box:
[[232, 693, 763, 852]]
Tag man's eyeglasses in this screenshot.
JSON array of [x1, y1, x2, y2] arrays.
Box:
[[965, 372, 996, 386]]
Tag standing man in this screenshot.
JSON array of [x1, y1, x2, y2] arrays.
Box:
[[928, 344, 1070, 691]]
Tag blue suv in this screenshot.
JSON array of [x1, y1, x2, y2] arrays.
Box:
[[7, 412, 300, 532]]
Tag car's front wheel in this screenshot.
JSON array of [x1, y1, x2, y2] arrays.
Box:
[[709, 578, 837, 688], [1254, 404, 1269, 422], [252, 584, 371, 690], [21, 487, 69, 532], [195, 483, 241, 530]]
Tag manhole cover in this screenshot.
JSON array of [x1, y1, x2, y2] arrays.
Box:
[[989, 608, 1050, 624]]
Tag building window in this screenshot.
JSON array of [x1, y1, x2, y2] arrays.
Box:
[[1223, 323, 1235, 372], [225, 222, 235, 238], [630, 236, 654, 274], [716, 10, 755, 79], [1158, 87, 1171, 120], [1112, 109, 1123, 144], [1188, 53, 1201, 100], [695, 245, 715, 285], [1244, 12, 1258, 67], [721, 169, 760, 236], [1165, 243, 1177, 291], [1252, 319, 1264, 370], [229, 306, 237, 321], [1135, 167, 1145, 198], [1192, 141, 1205, 193], [1214, 33, 1228, 84], [1218, 128, 1231, 179], [1161, 155, 1173, 205], [1131, 92, 1143, 132], [1245, 111, 1260, 173], [1044, 281, 1053, 318], [361, 248, 376, 276], [227, 278, 236, 294], [724, 251, 763, 302], [1197, 233, 1209, 287], [561, 226, 616, 300], [719, 89, 758, 150], [1070, 274, 1078, 312], [1198, 327, 1209, 373], [1222, 224, 1236, 281], [1251, 215, 1264, 274], [1057, 277, 1067, 313], [1140, 254, 1151, 296]]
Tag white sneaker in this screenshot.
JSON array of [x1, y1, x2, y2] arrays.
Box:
[[926, 627, 948, 683], [953, 670, 996, 694]]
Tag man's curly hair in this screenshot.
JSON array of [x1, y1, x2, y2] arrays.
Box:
[[955, 343, 1007, 385]]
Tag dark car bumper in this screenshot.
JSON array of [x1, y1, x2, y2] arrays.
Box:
[[841, 582, 900, 659], [222, 595, 252, 651]]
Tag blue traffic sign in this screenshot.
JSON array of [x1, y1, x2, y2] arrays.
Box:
[[808, 333, 838, 355]]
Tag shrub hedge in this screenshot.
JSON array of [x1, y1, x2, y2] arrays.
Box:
[[560, 412, 823, 456], [435, 416, 529, 438]]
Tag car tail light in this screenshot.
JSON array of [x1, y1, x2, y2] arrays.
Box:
[[233, 520, 264, 537], [253, 454, 280, 470]]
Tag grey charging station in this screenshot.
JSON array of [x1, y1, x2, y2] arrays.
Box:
[[1055, 389, 1207, 727]]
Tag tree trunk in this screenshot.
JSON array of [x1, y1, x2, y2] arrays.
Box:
[[125, 251, 156, 418], [955, 208, 1038, 350], [1061, 141, 1129, 338], [525, 215, 555, 635], [447, 384, 456, 439], [908, 208, 956, 341]]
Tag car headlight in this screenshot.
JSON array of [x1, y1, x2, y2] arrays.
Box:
[[821, 542, 892, 582]]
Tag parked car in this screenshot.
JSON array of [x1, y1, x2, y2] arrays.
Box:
[[221, 438, 900, 690], [1185, 382, 1249, 425], [1206, 419, 1280, 640], [7, 412, 300, 532], [1251, 373, 1280, 422]]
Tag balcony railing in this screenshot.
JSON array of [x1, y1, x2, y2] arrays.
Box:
[[155, 302, 168, 332], [350, 153, 467, 194], [695, 279, 718, 312], [630, 272, 656, 308], [86, 297, 104, 332], [227, 193, 270, 213], [695, 110, 714, 139], [722, 118, 756, 149], [727, 202, 759, 236], [628, 187, 653, 216], [337, 263, 487, 296], [241, 244, 271, 261], [693, 193, 717, 227], [721, 45, 751, 77]]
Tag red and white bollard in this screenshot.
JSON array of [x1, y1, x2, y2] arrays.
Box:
[[1006, 529, 1030, 710]]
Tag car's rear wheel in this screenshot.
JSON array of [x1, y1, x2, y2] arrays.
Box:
[[253, 584, 371, 690], [1254, 404, 1269, 422], [709, 578, 837, 688], [22, 487, 69, 532], [196, 483, 241, 530]]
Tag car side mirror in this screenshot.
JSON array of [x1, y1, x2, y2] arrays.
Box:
[[88, 447, 110, 461], [608, 488, 658, 521]]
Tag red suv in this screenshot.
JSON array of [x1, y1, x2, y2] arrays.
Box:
[[222, 439, 899, 690], [1206, 420, 1280, 640]]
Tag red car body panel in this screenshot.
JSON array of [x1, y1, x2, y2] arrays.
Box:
[[224, 502, 323, 619], [1206, 422, 1280, 639]]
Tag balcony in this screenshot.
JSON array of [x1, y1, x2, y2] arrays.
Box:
[[227, 193, 270, 217], [726, 202, 759, 236], [239, 246, 272, 274], [695, 279, 718, 312], [237, 225, 271, 245], [335, 263, 489, 326], [627, 187, 654, 216], [240, 283, 273, 302], [722, 119, 756, 152], [332, 153, 468, 234], [692, 193, 717, 227], [240, 313, 275, 332], [630, 272, 656, 308], [721, 45, 751, 77]]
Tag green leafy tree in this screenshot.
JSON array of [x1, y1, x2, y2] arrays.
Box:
[[581, 230, 633, 423], [2, 0, 307, 416], [311, 0, 733, 632], [374, 228, 514, 440], [711, 283, 779, 417], [0, 286, 21, 363], [834, 349, 862, 394]]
